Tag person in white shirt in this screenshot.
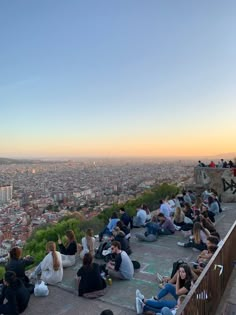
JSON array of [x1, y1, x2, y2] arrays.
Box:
[[133, 207, 147, 227], [31, 241, 63, 285], [159, 200, 171, 218], [79, 228, 95, 259]]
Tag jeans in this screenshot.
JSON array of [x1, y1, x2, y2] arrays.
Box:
[[135, 233, 157, 242], [143, 284, 177, 312], [99, 227, 112, 241], [156, 307, 175, 315]]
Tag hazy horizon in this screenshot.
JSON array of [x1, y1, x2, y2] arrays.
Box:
[[1, 1, 235, 157]]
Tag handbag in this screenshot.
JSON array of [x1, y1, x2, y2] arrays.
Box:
[[34, 280, 49, 297]]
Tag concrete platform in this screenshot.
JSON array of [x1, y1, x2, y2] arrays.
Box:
[[24, 204, 236, 315]]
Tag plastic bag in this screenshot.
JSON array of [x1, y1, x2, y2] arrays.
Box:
[[34, 281, 49, 297]]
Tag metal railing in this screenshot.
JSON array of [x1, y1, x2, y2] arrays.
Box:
[[177, 220, 236, 315]]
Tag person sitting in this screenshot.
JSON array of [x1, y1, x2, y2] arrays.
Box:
[[177, 222, 210, 251], [135, 215, 159, 242], [183, 203, 194, 220], [192, 245, 218, 276], [183, 191, 192, 206], [142, 204, 151, 222], [136, 264, 193, 313], [5, 247, 34, 293], [77, 253, 106, 298], [107, 241, 134, 280], [79, 228, 95, 259], [207, 195, 219, 222], [31, 241, 63, 285], [133, 206, 147, 227], [116, 220, 131, 240], [112, 227, 132, 255], [157, 213, 175, 235], [99, 212, 120, 242], [119, 207, 133, 229], [143, 295, 186, 315], [58, 230, 77, 267], [159, 200, 171, 218], [0, 271, 30, 315]]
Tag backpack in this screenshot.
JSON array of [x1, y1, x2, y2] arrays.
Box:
[[95, 241, 111, 259]]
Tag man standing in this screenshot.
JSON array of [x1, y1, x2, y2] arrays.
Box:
[[107, 241, 134, 280]]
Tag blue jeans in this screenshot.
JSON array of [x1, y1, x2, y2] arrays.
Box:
[[143, 284, 177, 312], [99, 227, 112, 241]]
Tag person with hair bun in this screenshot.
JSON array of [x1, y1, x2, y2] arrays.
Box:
[[5, 247, 34, 292], [31, 241, 63, 285], [0, 271, 30, 314]]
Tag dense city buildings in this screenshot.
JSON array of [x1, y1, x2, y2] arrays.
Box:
[[0, 158, 195, 255]]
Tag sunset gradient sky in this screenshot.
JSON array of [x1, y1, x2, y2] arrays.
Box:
[[0, 1, 236, 158]]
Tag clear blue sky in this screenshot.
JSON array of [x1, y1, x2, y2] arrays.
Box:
[[1, 0, 236, 157]]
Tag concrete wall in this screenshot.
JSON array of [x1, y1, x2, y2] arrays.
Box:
[[194, 167, 236, 202]]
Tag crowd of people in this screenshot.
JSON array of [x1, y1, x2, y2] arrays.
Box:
[[0, 191, 223, 314], [197, 159, 235, 168]]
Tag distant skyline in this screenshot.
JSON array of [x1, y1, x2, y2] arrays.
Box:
[[1, 1, 236, 158]]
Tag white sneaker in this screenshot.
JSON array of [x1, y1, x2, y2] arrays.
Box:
[[135, 297, 143, 314], [136, 289, 144, 300], [156, 272, 163, 282], [177, 242, 185, 247]]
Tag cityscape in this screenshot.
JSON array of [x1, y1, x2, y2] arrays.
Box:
[[0, 158, 195, 255]]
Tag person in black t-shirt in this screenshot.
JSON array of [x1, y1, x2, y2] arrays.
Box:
[[77, 253, 106, 297], [119, 207, 133, 229], [58, 230, 77, 267]]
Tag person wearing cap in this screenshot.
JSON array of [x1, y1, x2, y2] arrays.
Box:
[[0, 271, 30, 314]]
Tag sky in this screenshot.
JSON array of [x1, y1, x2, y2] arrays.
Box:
[[0, 0, 236, 158]]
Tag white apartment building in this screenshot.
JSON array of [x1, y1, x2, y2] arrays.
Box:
[[0, 185, 13, 204]]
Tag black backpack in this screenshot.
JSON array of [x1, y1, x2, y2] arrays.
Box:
[[95, 241, 111, 259]]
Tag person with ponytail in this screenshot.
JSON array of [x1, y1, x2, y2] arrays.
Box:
[[31, 241, 63, 285], [79, 229, 95, 259]]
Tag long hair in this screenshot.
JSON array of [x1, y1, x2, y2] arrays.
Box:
[[179, 263, 193, 283], [65, 230, 76, 247], [83, 252, 93, 268], [174, 207, 185, 223], [85, 229, 94, 254], [46, 241, 60, 271], [192, 222, 209, 244]]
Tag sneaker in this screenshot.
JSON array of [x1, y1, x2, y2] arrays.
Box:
[[156, 272, 163, 282], [177, 242, 185, 247], [135, 297, 143, 314], [159, 282, 165, 289], [136, 289, 144, 300]]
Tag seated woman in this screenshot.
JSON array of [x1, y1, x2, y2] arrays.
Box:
[[0, 271, 30, 315], [99, 212, 120, 242], [5, 247, 34, 293], [173, 207, 185, 228], [31, 241, 63, 285], [116, 220, 131, 240], [177, 222, 210, 251], [77, 253, 106, 298], [135, 215, 159, 242], [58, 230, 77, 267], [136, 264, 193, 313], [79, 228, 95, 259]]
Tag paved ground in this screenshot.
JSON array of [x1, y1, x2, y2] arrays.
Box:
[[24, 203, 236, 315]]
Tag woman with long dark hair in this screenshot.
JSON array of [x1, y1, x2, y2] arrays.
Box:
[[77, 253, 106, 297], [58, 230, 77, 267], [136, 264, 193, 313]]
